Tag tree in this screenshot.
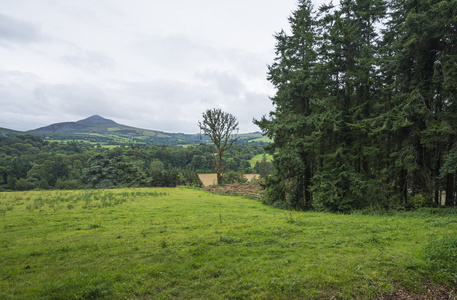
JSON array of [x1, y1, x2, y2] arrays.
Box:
[[255, 0, 319, 209], [198, 108, 239, 185]]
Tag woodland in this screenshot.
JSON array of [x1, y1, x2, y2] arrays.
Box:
[[0, 135, 269, 191], [256, 0, 457, 211]]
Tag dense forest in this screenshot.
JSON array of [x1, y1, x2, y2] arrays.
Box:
[[256, 0, 457, 211], [0, 135, 269, 191]]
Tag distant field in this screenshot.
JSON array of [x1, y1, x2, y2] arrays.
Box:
[[249, 153, 273, 168], [249, 136, 272, 143], [198, 173, 258, 186], [1, 188, 456, 299]]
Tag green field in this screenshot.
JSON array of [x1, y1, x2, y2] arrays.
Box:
[[1, 188, 456, 299], [249, 154, 273, 168]]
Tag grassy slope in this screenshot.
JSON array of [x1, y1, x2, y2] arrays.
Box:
[[249, 153, 273, 168], [1, 188, 456, 299]]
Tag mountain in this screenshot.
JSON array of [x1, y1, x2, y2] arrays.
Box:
[[2, 115, 267, 145], [30, 122, 85, 133], [76, 115, 117, 126], [25, 115, 198, 145], [30, 115, 119, 133], [0, 127, 22, 137]]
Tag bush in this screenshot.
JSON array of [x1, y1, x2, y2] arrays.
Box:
[[410, 193, 434, 209], [55, 179, 83, 190], [223, 171, 247, 184], [422, 234, 457, 284], [14, 178, 31, 191]]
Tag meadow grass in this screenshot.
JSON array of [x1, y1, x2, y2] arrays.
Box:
[[0, 188, 456, 299], [249, 154, 273, 168]]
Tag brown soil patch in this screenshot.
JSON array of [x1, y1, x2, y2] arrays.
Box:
[[198, 174, 259, 187], [374, 282, 457, 299], [202, 182, 263, 199]]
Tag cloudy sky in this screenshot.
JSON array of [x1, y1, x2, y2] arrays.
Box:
[[1, 0, 324, 134]]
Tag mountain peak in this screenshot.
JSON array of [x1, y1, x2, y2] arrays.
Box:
[[76, 115, 117, 125]]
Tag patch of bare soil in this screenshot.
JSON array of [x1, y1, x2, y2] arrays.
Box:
[[202, 182, 263, 199], [374, 282, 456, 299], [198, 174, 259, 187]]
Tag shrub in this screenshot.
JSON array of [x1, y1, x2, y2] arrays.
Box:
[[223, 171, 247, 184], [410, 193, 434, 209]]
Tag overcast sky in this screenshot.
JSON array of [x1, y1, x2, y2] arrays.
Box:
[[1, 0, 325, 134]]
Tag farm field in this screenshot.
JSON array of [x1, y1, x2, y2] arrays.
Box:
[[1, 188, 457, 299], [249, 154, 273, 168], [198, 174, 258, 186]]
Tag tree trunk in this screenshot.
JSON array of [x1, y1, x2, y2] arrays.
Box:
[[445, 173, 455, 206]]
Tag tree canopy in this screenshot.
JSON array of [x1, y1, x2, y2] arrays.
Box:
[[0, 134, 268, 191], [256, 0, 457, 211]]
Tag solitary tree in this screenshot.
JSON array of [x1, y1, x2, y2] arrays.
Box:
[[198, 108, 239, 185]]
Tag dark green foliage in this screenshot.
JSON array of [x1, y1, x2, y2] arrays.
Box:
[[223, 171, 248, 184], [149, 168, 202, 188], [257, 0, 457, 211], [254, 154, 272, 179]]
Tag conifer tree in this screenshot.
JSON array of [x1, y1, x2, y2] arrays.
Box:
[[257, 0, 457, 211], [255, 0, 318, 209]]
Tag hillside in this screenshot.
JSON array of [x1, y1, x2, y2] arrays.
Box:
[[26, 115, 199, 145], [1, 115, 267, 146], [0, 127, 22, 138]]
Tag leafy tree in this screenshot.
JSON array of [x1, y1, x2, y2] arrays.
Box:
[[199, 108, 239, 185], [224, 170, 248, 184]]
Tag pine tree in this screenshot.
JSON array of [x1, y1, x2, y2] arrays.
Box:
[[257, 0, 457, 211], [255, 0, 318, 209]]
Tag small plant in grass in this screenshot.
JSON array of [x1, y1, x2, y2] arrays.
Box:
[[160, 237, 168, 248], [88, 223, 101, 229]]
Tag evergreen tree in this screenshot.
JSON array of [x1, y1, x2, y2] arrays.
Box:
[[255, 0, 318, 209], [256, 0, 457, 210]]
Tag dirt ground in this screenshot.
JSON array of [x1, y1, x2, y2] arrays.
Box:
[[198, 174, 259, 187], [373, 282, 456, 300], [201, 181, 263, 199]]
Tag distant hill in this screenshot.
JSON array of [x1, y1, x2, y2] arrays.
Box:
[[77, 115, 117, 126], [24, 115, 196, 145], [0, 127, 22, 138], [30, 115, 133, 134], [2, 115, 268, 146]]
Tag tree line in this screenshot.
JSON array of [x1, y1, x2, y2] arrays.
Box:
[[256, 0, 457, 211], [0, 135, 269, 191]]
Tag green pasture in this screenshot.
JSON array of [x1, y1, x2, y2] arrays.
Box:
[[1, 188, 456, 299], [249, 153, 273, 168]]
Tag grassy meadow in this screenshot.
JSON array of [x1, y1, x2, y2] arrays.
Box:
[[1, 188, 456, 299], [249, 154, 273, 168]]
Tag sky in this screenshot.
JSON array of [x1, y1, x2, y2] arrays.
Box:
[[0, 0, 325, 134]]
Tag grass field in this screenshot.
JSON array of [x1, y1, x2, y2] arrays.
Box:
[[249, 154, 273, 168], [1, 188, 456, 299]]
